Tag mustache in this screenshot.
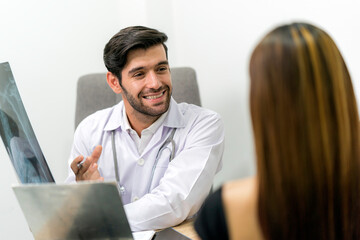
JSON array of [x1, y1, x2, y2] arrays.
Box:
[[141, 85, 170, 95]]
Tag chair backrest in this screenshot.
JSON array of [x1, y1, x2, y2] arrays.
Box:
[[75, 67, 201, 129]]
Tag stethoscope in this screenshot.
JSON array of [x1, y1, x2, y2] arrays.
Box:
[[111, 128, 176, 194]]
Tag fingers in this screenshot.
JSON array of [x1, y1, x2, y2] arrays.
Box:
[[82, 162, 103, 180], [71, 145, 103, 182], [89, 145, 102, 164], [71, 156, 91, 176], [70, 155, 84, 175]]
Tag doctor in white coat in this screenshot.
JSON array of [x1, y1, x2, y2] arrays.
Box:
[[66, 26, 225, 231]]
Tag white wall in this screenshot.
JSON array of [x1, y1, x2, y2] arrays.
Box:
[[0, 0, 359, 239], [168, 0, 360, 187]]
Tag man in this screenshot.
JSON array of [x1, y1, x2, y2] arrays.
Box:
[[66, 26, 225, 231]]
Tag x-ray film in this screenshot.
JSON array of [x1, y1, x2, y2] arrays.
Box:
[[0, 62, 54, 183]]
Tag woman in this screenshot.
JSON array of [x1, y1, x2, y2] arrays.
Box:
[[194, 22, 360, 240]]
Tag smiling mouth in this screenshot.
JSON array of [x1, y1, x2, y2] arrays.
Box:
[[143, 90, 165, 100]]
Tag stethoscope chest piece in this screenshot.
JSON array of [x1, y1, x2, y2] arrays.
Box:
[[119, 185, 126, 194]]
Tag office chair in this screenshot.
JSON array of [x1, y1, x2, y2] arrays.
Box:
[[74, 67, 201, 129]]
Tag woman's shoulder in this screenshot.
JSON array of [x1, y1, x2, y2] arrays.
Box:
[[222, 176, 263, 240], [222, 177, 258, 225]]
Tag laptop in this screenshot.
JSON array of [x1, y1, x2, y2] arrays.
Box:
[[12, 181, 134, 240]]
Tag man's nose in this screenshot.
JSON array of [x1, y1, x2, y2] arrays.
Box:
[[146, 71, 161, 89]]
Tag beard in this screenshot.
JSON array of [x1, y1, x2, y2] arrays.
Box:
[[121, 85, 171, 117]]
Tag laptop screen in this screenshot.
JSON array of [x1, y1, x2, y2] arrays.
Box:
[[0, 62, 54, 183]]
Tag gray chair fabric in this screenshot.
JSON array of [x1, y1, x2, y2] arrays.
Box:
[[75, 67, 201, 129]]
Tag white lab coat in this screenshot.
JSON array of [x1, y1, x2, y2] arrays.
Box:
[[66, 98, 225, 231]]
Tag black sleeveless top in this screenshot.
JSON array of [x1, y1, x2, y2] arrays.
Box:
[[194, 186, 229, 240]]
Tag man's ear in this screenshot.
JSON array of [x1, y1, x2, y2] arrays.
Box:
[[106, 72, 122, 94]]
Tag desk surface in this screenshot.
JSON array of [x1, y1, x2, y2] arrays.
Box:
[[172, 219, 200, 240]]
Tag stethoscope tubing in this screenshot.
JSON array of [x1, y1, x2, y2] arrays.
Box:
[[111, 130, 120, 183]]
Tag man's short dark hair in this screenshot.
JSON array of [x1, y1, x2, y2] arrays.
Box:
[[103, 26, 168, 84]]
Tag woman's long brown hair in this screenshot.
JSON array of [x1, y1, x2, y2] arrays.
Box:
[[250, 23, 360, 239]]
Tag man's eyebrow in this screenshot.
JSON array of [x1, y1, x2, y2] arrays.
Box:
[[128, 66, 144, 75], [128, 61, 169, 75], [156, 60, 169, 66]]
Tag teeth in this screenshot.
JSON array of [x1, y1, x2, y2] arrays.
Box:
[[144, 92, 164, 99]]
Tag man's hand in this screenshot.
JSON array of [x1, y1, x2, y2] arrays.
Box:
[[70, 145, 104, 181]]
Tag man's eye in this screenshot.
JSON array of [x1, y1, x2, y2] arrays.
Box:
[[157, 66, 168, 72], [133, 72, 144, 78]]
